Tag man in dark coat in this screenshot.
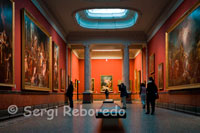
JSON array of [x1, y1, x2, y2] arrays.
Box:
[[118, 83, 127, 109], [105, 89, 109, 99], [66, 81, 74, 108], [146, 77, 158, 115]]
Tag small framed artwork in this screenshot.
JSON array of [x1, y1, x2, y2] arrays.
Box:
[[158, 63, 164, 90], [60, 69, 65, 91], [91, 78, 95, 92], [101, 75, 113, 92], [137, 70, 141, 93], [134, 69, 137, 92], [149, 54, 155, 74], [129, 80, 133, 92]]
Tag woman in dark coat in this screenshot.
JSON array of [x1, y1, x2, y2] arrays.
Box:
[[118, 83, 127, 109], [66, 81, 74, 108], [146, 77, 158, 115]]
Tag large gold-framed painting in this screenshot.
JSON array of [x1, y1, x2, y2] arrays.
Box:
[[166, 2, 200, 90], [101, 75, 113, 92], [149, 54, 155, 74], [158, 63, 164, 90], [0, 0, 15, 87], [22, 9, 52, 91], [53, 42, 59, 91]]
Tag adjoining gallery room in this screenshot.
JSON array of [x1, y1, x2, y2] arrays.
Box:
[[0, 0, 200, 133]]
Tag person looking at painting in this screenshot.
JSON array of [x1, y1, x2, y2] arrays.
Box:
[[118, 83, 127, 109], [140, 83, 147, 109], [105, 88, 109, 99], [146, 77, 158, 115], [66, 81, 74, 108]]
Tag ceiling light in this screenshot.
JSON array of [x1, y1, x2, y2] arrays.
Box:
[[92, 49, 121, 52]]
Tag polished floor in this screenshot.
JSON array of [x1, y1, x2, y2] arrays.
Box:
[[0, 101, 200, 133]]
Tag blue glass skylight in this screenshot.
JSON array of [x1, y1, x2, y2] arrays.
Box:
[[75, 8, 138, 29], [86, 9, 128, 18]]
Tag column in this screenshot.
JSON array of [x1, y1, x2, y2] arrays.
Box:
[[123, 43, 132, 103], [123, 44, 130, 92], [83, 44, 93, 103], [84, 44, 91, 92]]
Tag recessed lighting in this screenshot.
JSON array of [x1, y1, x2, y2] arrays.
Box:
[[92, 49, 121, 52]]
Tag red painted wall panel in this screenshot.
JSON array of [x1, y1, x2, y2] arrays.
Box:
[[147, 0, 200, 106], [14, 0, 66, 92], [71, 52, 79, 82], [0, 0, 67, 109], [78, 59, 135, 95], [148, 0, 198, 91]]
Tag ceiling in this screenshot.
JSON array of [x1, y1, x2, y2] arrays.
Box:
[[33, 0, 182, 58], [35, 0, 182, 39]]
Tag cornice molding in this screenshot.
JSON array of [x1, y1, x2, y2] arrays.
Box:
[[147, 0, 184, 42], [31, 0, 67, 43]]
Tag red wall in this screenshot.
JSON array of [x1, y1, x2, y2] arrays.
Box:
[[71, 52, 79, 82], [15, 0, 66, 92], [148, 0, 198, 91], [147, 0, 200, 106], [0, 0, 66, 109], [78, 59, 135, 97]]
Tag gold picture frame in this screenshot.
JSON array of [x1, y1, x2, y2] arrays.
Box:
[[22, 9, 52, 91], [60, 69, 66, 92], [100, 75, 113, 92], [149, 53, 155, 74], [0, 0, 15, 87], [53, 42, 59, 91], [166, 2, 200, 90], [91, 78, 95, 92], [158, 63, 164, 90]]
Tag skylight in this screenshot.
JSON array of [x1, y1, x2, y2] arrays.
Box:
[[88, 9, 126, 14], [75, 8, 139, 29], [86, 9, 128, 18]]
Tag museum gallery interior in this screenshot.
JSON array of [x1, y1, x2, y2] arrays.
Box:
[[0, 0, 200, 133]]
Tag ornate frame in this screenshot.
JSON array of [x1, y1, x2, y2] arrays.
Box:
[[158, 63, 164, 90], [149, 53, 155, 74], [22, 9, 52, 91], [53, 42, 59, 91], [0, 0, 15, 87], [166, 1, 200, 90], [100, 75, 113, 92], [60, 69, 66, 92]]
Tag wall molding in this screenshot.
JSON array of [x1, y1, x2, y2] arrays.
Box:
[[31, 0, 67, 43], [147, 0, 184, 42]]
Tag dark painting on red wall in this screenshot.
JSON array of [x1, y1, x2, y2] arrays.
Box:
[[166, 2, 200, 90], [158, 63, 164, 90], [149, 54, 155, 74], [53, 42, 59, 91], [0, 0, 14, 87], [22, 9, 52, 91]]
